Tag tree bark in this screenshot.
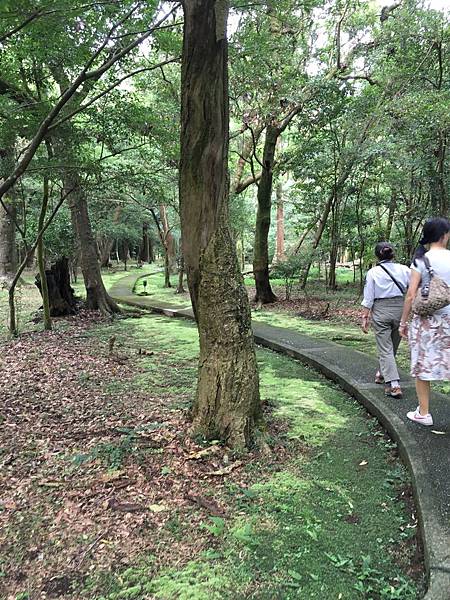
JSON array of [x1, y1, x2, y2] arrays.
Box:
[[385, 191, 396, 240], [274, 179, 286, 263], [35, 257, 77, 316], [37, 171, 51, 329], [0, 197, 17, 283], [430, 130, 448, 217], [140, 221, 152, 263], [301, 162, 353, 288], [0, 146, 17, 283], [66, 171, 120, 314], [99, 237, 114, 268], [149, 207, 172, 287], [179, 0, 261, 449], [176, 250, 186, 294], [159, 204, 176, 272], [99, 205, 123, 268], [253, 124, 278, 303]]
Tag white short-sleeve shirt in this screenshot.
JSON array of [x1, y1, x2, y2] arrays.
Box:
[[361, 261, 411, 309]]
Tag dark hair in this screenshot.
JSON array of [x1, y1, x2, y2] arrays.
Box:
[[375, 241, 394, 261], [414, 217, 450, 259]]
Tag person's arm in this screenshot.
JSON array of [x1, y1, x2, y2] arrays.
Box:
[[361, 271, 374, 333], [361, 306, 371, 333], [399, 269, 421, 338]]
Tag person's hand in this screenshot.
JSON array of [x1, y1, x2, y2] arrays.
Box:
[[361, 314, 370, 334], [399, 322, 408, 339]]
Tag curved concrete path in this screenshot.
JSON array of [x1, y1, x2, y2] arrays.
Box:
[[110, 271, 450, 600]]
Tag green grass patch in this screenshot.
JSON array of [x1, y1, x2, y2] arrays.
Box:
[[128, 271, 411, 373], [80, 311, 423, 599], [0, 280, 42, 340]]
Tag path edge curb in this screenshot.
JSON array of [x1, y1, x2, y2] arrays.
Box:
[[110, 273, 450, 600]]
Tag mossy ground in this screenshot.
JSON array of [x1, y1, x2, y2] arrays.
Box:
[[0, 268, 142, 341], [0, 267, 427, 599], [139, 269, 450, 396], [77, 313, 423, 600], [136, 270, 411, 370]]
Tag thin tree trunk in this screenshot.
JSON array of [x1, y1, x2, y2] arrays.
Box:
[[274, 180, 285, 263], [37, 171, 51, 330], [140, 221, 151, 263], [301, 162, 354, 288], [385, 191, 396, 240], [328, 198, 340, 290], [253, 124, 278, 303], [149, 208, 172, 287], [99, 205, 122, 268], [163, 249, 171, 287], [159, 204, 176, 273], [122, 240, 129, 271], [180, 0, 261, 449], [176, 251, 186, 294], [434, 130, 448, 217], [99, 237, 114, 268], [8, 187, 71, 335], [300, 192, 334, 288], [0, 146, 17, 283], [294, 224, 314, 255], [328, 241, 338, 290], [0, 197, 17, 283]]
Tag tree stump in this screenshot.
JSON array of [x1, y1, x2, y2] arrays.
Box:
[[35, 257, 77, 316]]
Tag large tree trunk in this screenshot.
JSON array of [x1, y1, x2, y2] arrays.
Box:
[[180, 0, 261, 449], [0, 198, 17, 283], [35, 257, 77, 316], [253, 124, 278, 303], [66, 172, 120, 314]]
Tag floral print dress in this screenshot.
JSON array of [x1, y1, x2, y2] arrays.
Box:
[[409, 314, 450, 380], [409, 249, 450, 381]]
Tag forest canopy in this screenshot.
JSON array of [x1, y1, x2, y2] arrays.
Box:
[[0, 0, 448, 322]]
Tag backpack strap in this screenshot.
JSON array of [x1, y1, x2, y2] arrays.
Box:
[[377, 263, 406, 295]]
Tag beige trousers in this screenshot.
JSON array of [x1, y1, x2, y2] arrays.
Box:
[[371, 296, 404, 383]]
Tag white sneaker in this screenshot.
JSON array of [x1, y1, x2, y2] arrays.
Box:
[[406, 407, 433, 426]]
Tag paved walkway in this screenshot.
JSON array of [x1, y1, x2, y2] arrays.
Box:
[[110, 272, 450, 600]]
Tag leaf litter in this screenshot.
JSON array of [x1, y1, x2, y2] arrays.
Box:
[[0, 312, 292, 599]]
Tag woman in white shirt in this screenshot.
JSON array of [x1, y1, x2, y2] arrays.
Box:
[[399, 217, 450, 426], [361, 242, 411, 398]]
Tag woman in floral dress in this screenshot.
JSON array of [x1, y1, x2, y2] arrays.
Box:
[[399, 217, 450, 426]]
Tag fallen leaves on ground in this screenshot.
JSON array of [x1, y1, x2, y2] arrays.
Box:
[[0, 312, 292, 600]]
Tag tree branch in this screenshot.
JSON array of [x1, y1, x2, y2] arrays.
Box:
[[0, 4, 180, 201], [49, 57, 179, 132]]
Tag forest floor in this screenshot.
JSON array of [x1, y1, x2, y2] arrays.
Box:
[[0, 270, 426, 599]]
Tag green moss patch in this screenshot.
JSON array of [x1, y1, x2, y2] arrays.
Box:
[[78, 313, 423, 599]]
